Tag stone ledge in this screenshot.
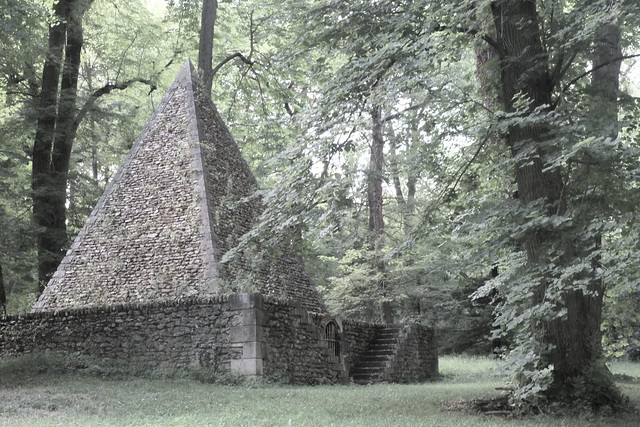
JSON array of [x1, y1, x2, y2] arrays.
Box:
[[229, 293, 263, 310]]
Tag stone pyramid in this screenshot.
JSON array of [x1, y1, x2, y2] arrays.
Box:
[[33, 60, 324, 312]]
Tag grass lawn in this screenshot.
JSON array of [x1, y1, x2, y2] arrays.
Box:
[[1, 354, 639, 426]]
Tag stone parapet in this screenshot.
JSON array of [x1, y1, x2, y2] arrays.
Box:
[[2, 293, 437, 384], [1, 296, 240, 370]]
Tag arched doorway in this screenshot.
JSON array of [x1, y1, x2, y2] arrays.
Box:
[[325, 320, 341, 357]]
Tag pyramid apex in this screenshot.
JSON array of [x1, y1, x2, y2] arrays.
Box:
[[176, 58, 196, 79], [33, 59, 325, 313]]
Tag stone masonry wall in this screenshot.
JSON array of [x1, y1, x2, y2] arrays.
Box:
[[341, 319, 380, 375], [3, 292, 437, 383], [260, 297, 346, 384], [387, 324, 438, 383], [227, 294, 384, 384], [1, 297, 241, 370]]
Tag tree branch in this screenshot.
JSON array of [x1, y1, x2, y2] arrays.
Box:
[[562, 54, 640, 93], [449, 136, 486, 194], [211, 11, 256, 79], [432, 25, 504, 57], [211, 52, 253, 78], [381, 102, 427, 123], [74, 78, 156, 135], [553, 50, 578, 90], [284, 102, 295, 116], [412, 135, 489, 237]]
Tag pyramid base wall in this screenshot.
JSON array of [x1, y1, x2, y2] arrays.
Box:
[[1, 294, 437, 384]]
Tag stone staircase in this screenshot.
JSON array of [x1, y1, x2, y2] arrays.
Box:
[[350, 326, 402, 384]]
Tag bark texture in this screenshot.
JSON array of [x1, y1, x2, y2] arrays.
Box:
[[489, 0, 621, 404], [198, 0, 218, 97], [32, 0, 70, 292], [368, 105, 392, 323], [387, 124, 416, 235], [32, 0, 94, 293]]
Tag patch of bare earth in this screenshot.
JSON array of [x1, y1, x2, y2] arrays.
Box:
[[441, 394, 512, 417]]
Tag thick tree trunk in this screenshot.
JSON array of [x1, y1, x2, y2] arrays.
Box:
[[51, 0, 89, 254], [32, 0, 69, 292], [545, 16, 624, 405], [592, 23, 622, 128], [550, 13, 624, 406], [32, 0, 93, 293], [490, 0, 620, 404], [198, 0, 218, 97]]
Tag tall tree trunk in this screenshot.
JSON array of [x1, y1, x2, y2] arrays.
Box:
[[368, 105, 392, 323], [32, 0, 94, 294], [406, 171, 416, 216], [489, 0, 620, 404], [198, 0, 218, 97], [32, 0, 69, 292], [51, 0, 90, 253], [592, 22, 622, 128], [388, 119, 419, 236], [368, 105, 385, 245], [389, 133, 405, 206], [473, 3, 505, 146]]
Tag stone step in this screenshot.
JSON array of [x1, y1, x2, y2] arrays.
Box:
[[352, 366, 386, 374], [363, 348, 395, 355], [369, 342, 396, 350], [359, 355, 391, 363], [351, 373, 384, 384], [350, 327, 402, 384], [374, 335, 398, 342], [377, 330, 400, 337], [373, 337, 398, 344], [357, 360, 390, 368]]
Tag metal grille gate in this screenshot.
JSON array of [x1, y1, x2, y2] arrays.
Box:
[[325, 321, 341, 357]]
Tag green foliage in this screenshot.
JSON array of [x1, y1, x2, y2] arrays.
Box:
[[1, 0, 640, 411], [0, 0, 50, 311], [0, 0, 176, 311]]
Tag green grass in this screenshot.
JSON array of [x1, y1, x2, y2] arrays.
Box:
[[1, 354, 640, 426], [439, 354, 501, 382], [609, 360, 640, 381]]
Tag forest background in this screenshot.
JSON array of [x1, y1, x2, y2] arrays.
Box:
[[2, 0, 640, 410]]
